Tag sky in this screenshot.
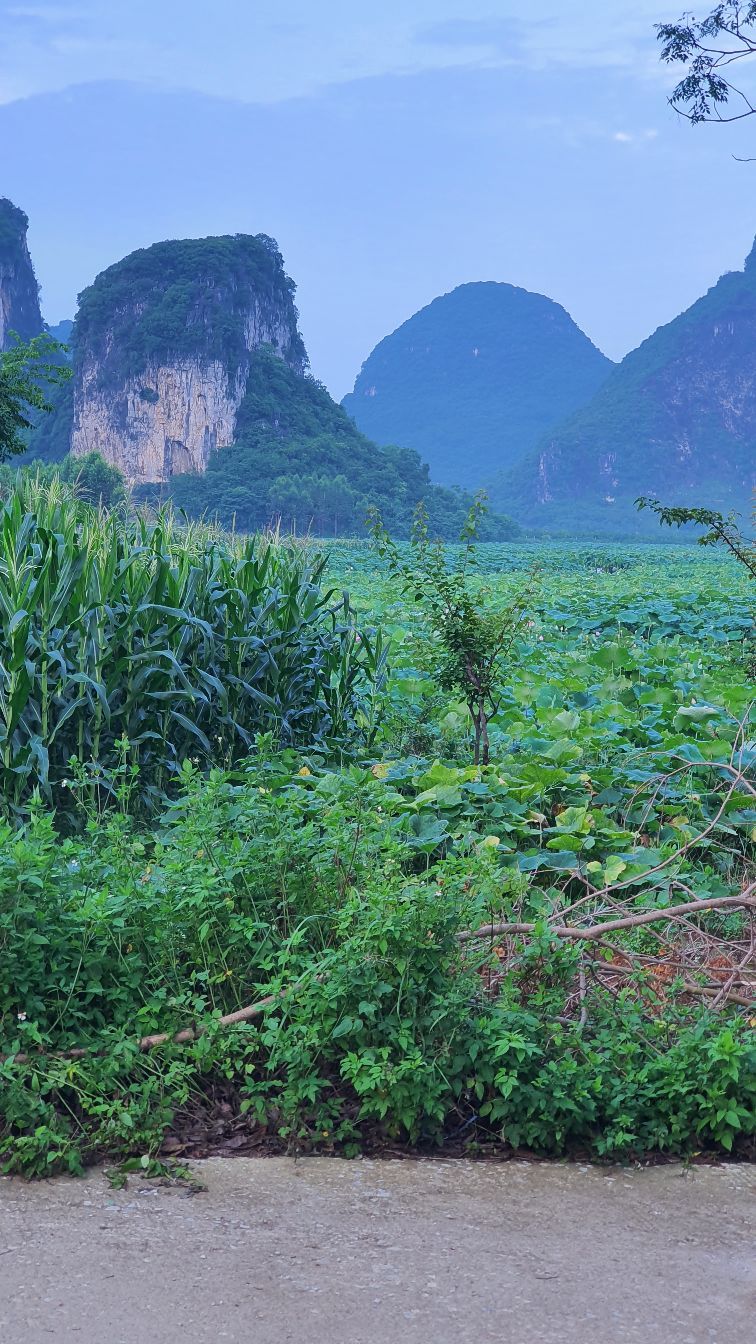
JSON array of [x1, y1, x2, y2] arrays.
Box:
[[1, 0, 756, 396]]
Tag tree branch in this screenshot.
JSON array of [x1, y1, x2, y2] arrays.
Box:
[[458, 888, 756, 946], [4, 989, 287, 1067]]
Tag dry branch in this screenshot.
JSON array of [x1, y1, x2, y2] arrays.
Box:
[[4, 990, 285, 1067], [458, 889, 756, 946]]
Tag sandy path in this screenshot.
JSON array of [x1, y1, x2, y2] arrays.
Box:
[[1, 1157, 754, 1343]]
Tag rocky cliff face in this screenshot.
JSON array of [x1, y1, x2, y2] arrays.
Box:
[[70, 234, 306, 484], [0, 198, 43, 350], [72, 359, 248, 482], [507, 241, 756, 522]]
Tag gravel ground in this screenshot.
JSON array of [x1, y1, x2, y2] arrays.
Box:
[[1, 1157, 754, 1343]]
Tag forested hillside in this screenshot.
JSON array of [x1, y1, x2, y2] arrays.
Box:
[[343, 282, 613, 488], [504, 240, 756, 530], [165, 347, 517, 537]]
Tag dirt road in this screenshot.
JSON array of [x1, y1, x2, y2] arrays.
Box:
[[1, 1157, 753, 1343]]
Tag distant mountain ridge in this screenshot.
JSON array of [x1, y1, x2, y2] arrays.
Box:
[[342, 282, 613, 488], [503, 242, 756, 528]]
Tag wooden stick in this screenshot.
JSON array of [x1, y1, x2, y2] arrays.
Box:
[[5, 990, 285, 1067], [585, 964, 754, 1009], [457, 891, 756, 945]]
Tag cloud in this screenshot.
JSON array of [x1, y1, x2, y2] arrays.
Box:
[[613, 128, 659, 143], [416, 17, 527, 58], [0, 1, 685, 110], [2, 3, 90, 32], [4, 4, 84, 17]]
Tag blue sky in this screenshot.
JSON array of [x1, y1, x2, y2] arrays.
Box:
[[1, 0, 756, 395], [0, 2, 670, 104]]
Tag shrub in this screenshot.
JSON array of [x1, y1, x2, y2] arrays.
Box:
[[1, 759, 752, 1175], [370, 497, 535, 763]]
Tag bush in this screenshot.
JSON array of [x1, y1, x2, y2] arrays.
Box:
[[1, 759, 753, 1175]]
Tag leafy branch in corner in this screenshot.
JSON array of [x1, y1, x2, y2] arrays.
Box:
[[0, 333, 71, 462], [657, 2, 756, 124], [636, 496, 756, 578], [369, 494, 536, 765]]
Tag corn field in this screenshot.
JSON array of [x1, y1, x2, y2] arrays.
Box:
[[0, 477, 386, 817]]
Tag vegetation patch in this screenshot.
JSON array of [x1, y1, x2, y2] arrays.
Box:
[[0, 477, 385, 819], [0, 485, 752, 1175], [159, 347, 520, 539]]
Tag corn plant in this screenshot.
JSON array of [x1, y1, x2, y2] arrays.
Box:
[[0, 476, 387, 817]]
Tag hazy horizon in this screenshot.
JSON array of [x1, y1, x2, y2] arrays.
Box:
[[2, 1, 756, 396]]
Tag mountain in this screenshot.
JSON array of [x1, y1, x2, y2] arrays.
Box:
[[505, 242, 756, 530], [25, 230, 517, 538], [0, 198, 43, 350], [45, 319, 74, 344], [342, 282, 613, 489], [68, 233, 306, 484]]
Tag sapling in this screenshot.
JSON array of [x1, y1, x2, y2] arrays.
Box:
[[369, 495, 536, 765]]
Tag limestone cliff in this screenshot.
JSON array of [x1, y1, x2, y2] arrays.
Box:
[[70, 234, 306, 484], [0, 198, 43, 350]]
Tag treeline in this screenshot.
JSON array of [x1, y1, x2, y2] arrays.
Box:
[[21, 344, 519, 539], [0, 450, 125, 507], [153, 349, 520, 539]]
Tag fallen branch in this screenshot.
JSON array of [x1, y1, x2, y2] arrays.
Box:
[[585, 961, 754, 1009], [4, 990, 286, 1067], [680, 983, 754, 1008], [458, 890, 756, 947]]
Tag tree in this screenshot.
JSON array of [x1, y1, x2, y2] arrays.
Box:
[[267, 474, 315, 535], [657, 3, 756, 123], [369, 496, 535, 765], [60, 452, 126, 508], [0, 334, 71, 461]]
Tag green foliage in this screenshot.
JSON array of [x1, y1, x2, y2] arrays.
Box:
[[637, 496, 756, 578], [60, 453, 127, 508], [0, 454, 127, 508], [0, 477, 386, 818], [0, 754, 752, 1175], [0, 335, 71, 461], [370, 498, 535, 762], [20, 378, 74, 465], [164, 347, 520, 540], [0, 534, 753, 1176], [657, 3, 756, 123], [74, 235, 306, 389]]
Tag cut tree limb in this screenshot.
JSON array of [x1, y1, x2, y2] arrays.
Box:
[[4, 990, 285, 1067], [457, 889, 756, 946]]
